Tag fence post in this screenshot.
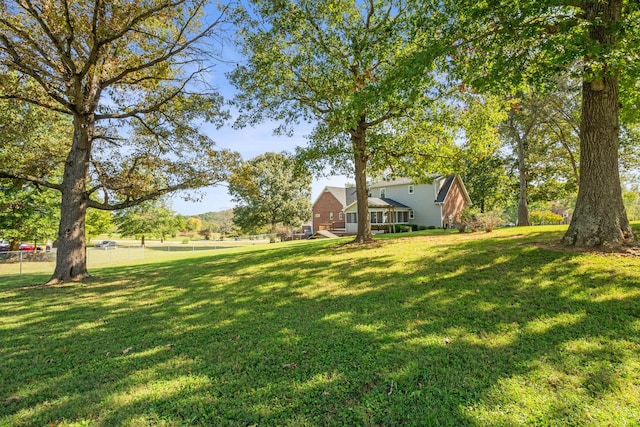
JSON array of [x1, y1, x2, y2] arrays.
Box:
[[19, 251, 23, 276]]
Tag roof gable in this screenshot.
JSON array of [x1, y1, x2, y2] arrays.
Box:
[[313, 186, 357, 209], [435, 175, 472, 204]]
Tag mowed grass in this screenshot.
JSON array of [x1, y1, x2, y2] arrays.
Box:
[[1, 226, 639, 426]]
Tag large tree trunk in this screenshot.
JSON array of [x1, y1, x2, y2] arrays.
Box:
[[352, 122, 373, 244], [47, 117, 92, 284], [516, 131, 530, 226], [562, 0, 634, 247]]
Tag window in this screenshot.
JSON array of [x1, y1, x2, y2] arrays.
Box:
[[397, 211, 408, 223], [408, 185, 414, 194], [380, 188, 386, 198], [329, 212, 334, 220], [409, 210, 415, 220], [315, 213, 320, 218], [339, 212, 343, 220], [347, 213, 357, 223], [370, 211, 383, 223]]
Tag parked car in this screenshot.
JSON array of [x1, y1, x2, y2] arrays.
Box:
[[0, 241, 8, 252], [19, 243, 42, 251], [94, 240, 117, 249]]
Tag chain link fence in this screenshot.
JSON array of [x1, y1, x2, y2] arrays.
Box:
[[0, 239, 272, 277]]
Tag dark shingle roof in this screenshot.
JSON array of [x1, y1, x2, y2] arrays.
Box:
[[435, 175, 455, 203], [367, 197, 411, 209]]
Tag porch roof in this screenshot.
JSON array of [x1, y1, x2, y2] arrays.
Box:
[[345, 197, 411, 211]]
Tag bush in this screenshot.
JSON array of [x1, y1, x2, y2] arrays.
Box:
[[456, 208, 503, 232], [475, 211, 503, 232], [456, 207, 481, 232], [529, 211, 564, 225], [182, 238, 190, 244], [394, 224, 411, 233]]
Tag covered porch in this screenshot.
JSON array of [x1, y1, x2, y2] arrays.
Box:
[[344, 197, 412, 234]]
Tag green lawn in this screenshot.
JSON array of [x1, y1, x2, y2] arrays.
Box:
[[1, 226, 639, 426]]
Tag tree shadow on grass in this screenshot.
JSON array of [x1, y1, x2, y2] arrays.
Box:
[[1, 231, 639, 426]]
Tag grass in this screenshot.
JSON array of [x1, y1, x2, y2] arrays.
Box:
[[1, 226, 639, 426], [0, 240, 266, 277]]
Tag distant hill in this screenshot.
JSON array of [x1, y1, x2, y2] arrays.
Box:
[[190, 209, 238, 235]]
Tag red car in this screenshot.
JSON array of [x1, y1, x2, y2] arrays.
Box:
[[19, 243, 41, 251]]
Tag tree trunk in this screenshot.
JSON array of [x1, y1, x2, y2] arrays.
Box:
[[352, 122, 373, 243], [563, 0, 634, 247], [47, 117, 92, 284], [517, 130, 530, 226]]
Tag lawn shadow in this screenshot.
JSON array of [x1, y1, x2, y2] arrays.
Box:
[[1, 230, 639, 425]]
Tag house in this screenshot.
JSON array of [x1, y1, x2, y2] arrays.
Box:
[[311, 186, 357, 233], [312, 176, 471, 234]]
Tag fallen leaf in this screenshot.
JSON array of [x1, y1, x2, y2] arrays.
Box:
[[282, 363, 297, 369], [3, 396, 20, 405], [122, 347, 132, 354]]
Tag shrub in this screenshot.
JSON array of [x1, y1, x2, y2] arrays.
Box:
[[529, 211, 564, 225], [475, 211, 503, 232], [456, 207, 481, 232], [394, 224, 411, 233]]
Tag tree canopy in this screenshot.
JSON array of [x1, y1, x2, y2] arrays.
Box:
[[441, 0, 640, 246], [114, 199, 181, 245], [0, 0, 238, 283], [228, 152, 311, 237], [229, 0, 454, 243]]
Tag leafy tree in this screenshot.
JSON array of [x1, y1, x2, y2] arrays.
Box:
[[443, 0, 640, 246], [0, 0, 238, 284], [85, 208, 114, 242], [501, 82, 581, 226], [185, 217, 203, 235], [228, 153, 311, 238], [229, 0, 452, 243], [460, 153, 514, 214], [453, 95, 512, 214], [0, 181, 59, 249], [114, 200, 180, 245]]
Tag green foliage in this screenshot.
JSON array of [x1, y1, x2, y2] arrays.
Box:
[[623, 190, 640, 221], [442, 1, 640, 94], [0, 1, 237, 206], [85, 209, 114, 241], [114, 199, 181, 243], [0, 181, 59, 245], [461, 153, 515, 213], [2, 227, 639, 425], [184, 217, 202, 234], [230, 0, 457, 241], [228, 152, 312, 234], [1, 1, 239, 280], [501, 81, 581, 205], [530, 211, 565, 225], [191, 209, 239, 237]]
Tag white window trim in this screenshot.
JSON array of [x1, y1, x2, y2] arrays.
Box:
[[380, 188, 386, 198], [329, 212, 334, 220], [408, 184, 414, 194], [409, 209, 415, 219], [338, 212, 343, 220]]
